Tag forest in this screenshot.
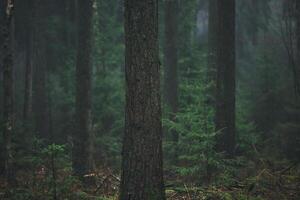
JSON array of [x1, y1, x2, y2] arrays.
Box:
[[0, 0, 300, 199]]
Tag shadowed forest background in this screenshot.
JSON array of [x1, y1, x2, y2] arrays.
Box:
[[0, 0, 300, 199]]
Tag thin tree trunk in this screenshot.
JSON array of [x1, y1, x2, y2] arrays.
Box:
[[164, 0, 179, 164], [0, 0, 4, 125], [296, 0, 300, 95], [251, 0, 259, 45], [0, 0, 5, 175], [207, 0, 217, 107], [23, 0, 33, 122], [23, 39, 32, 121], [2, 0, 15, 184], [120, 0, 166, 199], [72, 0, 94, 178], [215, 0, 236, 156]]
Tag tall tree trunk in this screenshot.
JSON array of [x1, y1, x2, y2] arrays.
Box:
[[63, 0, 77, 50], [23, 38, 32, 121], [0, 0, 4, 122], [32, 40, 49, 140], [23, 0, 33, 123], [207, 0, 217, 106], [164, 0, 179, 163], [215, 0, 236, 156], [0, 0, 5, 175], [296, 0, 300, 95], [2, 0, 15, 184], [251, 0, 259, 45], [32, 0, 50, 141], [72, 0, 94, 177], [120, 0, 166, 199], [206, 0, 218, 182]]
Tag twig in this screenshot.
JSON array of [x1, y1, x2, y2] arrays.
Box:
[[184, 184, 191, 200]]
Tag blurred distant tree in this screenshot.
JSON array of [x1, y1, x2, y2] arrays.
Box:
[[32, 0, 50, 140], [0, 0, 4, 124], [281, 0, 299, 95], [23, 0, 33, 128], [296, 0, 300, 95], [2, 0, 15, 184], [215, 0, 236, 156], [164, 0, 179, 163], [207, 0, 217, 106], [72, 0, 94, 178]]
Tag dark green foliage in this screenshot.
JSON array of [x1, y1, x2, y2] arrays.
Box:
[[6, 141, 80, 200], [92, 0, 125, 167], [93, 70, 124, 166]]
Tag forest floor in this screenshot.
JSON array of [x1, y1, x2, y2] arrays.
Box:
[[103, 164, 300, 200], [0, 162, 299, 200]]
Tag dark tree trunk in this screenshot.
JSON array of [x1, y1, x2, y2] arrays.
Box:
[[23, 38, 32, 121], [0, 0, 4, 116], [63, 0, 78, 50], [215, 0, 236, 156], [32, 46, 49, 140], [2, 0, 15, 184], [164, 0, 179, 163], [23, 0, 33, 122], [206, 0, 218, 182], [120, 0, 166, 199], [207, 0, 217, 106], [296, 0, 300, 95], [72, 0, 94, 177], [251, 0, 259, 45], [70, 0, 78, 48], [32, 0, 50, 141], [0, 0, 5, 175]]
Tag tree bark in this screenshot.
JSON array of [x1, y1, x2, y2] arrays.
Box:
[[23, 0, 33, 122], [296, 0, 300, 95], [23, 37, 33, 122], [2, 0, 15, 184], [164, 0, 179, 163], [72, 0, 94, 177], [207, 0, 217, 106], [120, 0, 166, 199], [32, 0, 50, 141], [0, 0, 5, 120], [215, 0, 236, 156]]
